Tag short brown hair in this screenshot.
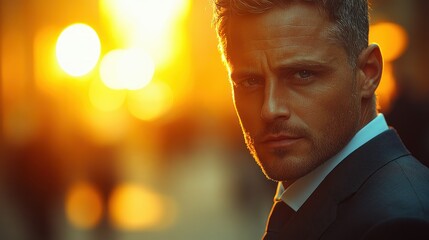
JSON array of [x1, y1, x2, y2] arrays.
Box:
[[213, 0, 369, 66]]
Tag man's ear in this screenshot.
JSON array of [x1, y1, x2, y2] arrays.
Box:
[[357, 44, 383, 99]]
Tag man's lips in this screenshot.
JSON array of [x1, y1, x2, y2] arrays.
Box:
[[259, 134, 303, 148]]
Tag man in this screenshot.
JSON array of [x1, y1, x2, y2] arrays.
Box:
[[213, 0, 429, 239]]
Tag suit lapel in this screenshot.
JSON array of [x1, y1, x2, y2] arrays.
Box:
[[279, 129, 411, 239]]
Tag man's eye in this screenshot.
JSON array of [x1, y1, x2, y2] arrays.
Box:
[[235, 77, 263, 88], [244, 78, 261, 86], [296, 70, 314, 79]]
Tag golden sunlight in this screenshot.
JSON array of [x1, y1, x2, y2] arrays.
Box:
[[100, 0, 190, 42], [89, 78, 127, 112], [127, 81, 174, 121], [65, 181, 103, 229], [56, 23, 101, 77], [99, 0, 191, 65], [99, 49, 155, 90], [34, 27, 65, 94], [369, 22, 408, 62], [83, 108, 129, 145], [108, 183, 166, 230]]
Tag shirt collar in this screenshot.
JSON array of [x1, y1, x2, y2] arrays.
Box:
[[275, 114, 389, 211]]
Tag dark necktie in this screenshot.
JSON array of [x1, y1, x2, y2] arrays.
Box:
[[262, 200, 296, 240]]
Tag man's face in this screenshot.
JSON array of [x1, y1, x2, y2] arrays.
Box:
[[227, 3, 363, 181]]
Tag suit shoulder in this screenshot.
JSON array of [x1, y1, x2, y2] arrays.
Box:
[[352, 155, 429, 216], [394, 155, 429, 186], [379, 156, 429, 210], [323, 155, 429, 239]]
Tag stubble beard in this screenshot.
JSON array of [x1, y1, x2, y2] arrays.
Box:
[[241, 96, 360, 182], [243, 127, 331, 182]]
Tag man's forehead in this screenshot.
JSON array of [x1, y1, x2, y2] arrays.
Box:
[[227, 5, 332, 46], [227, 45, 339, 76], [227, 2, 329, 28], [227, 7, 335, 56]]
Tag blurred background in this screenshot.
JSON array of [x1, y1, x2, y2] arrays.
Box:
[[0, 0, 428, 239]]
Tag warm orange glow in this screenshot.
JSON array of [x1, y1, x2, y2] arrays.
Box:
[[369, 22, 408, 62], [2, 24, 33, 145], [100, 0, 191, 42], [108, 183, 166, 230], [99, 0, 191, 65], [376, 63, 397, 112], [82, 108, 130, 145], [99, 49, 155, 90], [127, 81, 174, 121], [65, 182, 103, 229], [34, 27, 64, 94], [89, 78, 127, 112], [56, 23, 101, 77]]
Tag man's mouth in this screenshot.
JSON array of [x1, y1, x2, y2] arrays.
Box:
[[259, 134, 303, 148]]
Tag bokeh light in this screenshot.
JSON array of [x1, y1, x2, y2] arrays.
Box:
[[82, 108, 130, 146], [65, 181, 103, 229], [108, 183, 167, 230], [89, 78, 127, 112], [4, 1, 428, 240], [101, 0, 186, 33], [369, 22, 408, 62], [99, 0, 191, 65], [369, 21, 408, 111], [127, 81, 174, 121], [99, 49, 155, 90], [56, 23, 101, 77]]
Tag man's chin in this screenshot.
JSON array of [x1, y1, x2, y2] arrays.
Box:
[[257, 156, 315, 182], [261, 166, 309, 182]]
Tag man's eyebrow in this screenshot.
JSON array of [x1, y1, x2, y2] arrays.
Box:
[[230, 71, 261, 81], [229, 58, 335, 80], [279, 58, 331, 67], [273, 59, 333, 72]]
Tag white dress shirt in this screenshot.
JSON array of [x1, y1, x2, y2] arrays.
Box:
[[275, 114, 389, 211]]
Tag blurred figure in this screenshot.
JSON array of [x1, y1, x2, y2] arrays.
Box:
[[213, 0, 429, 239]]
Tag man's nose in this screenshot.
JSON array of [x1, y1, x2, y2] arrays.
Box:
[[260, 81, 291, 122]]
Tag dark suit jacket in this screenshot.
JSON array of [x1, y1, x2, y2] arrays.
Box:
[[270, 129, 429, 239]]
